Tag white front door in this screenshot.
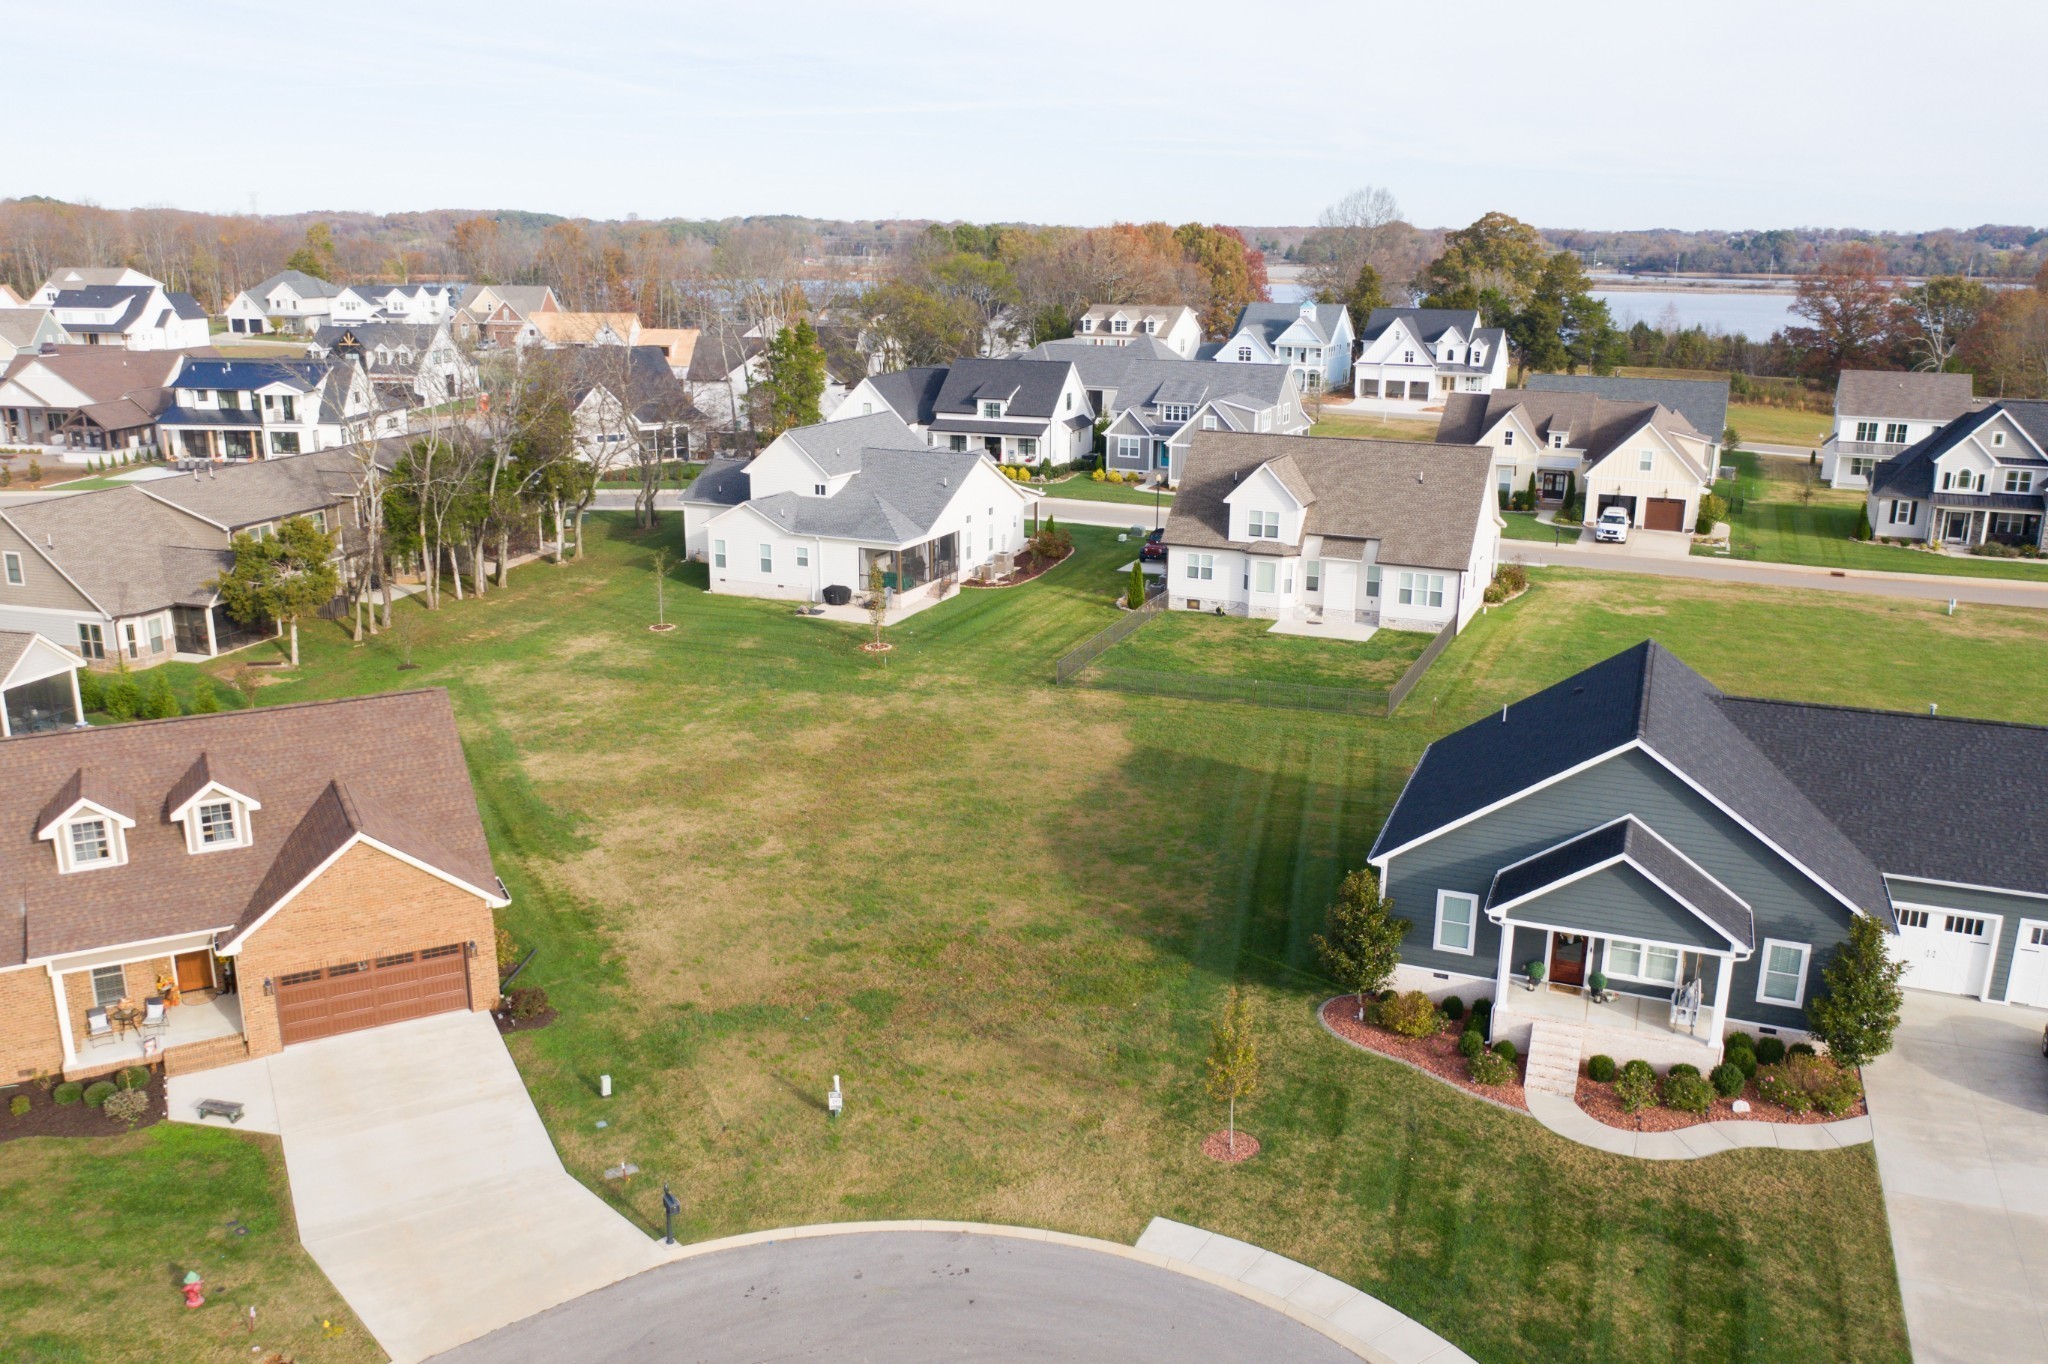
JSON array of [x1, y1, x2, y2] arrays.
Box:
[[1892, 907, 1997, 997], [2008, 919, 2048, 1009]]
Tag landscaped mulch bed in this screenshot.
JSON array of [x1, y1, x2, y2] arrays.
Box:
[[1200, 1129, 1259, 1163], [962, 544, 1072, 588], [494, 1007, 557, 1035], [1, 1070, 166, 1144], [1320, 996, 1528, 1111], [1574, 1073, 1867, 1132]]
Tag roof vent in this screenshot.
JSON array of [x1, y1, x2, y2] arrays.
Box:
[[1928, 703, 1939, 716], [1416, 469, 1425, 483], [941, 477, 949, 486], [1500, 704, 1508, 722]]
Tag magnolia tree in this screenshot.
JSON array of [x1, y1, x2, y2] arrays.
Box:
[[1313, 869, 1410, 1020]]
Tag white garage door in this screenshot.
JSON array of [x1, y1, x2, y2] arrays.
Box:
[[1893, 907, 1996, 997], [2008, 920, 2048, 1010]]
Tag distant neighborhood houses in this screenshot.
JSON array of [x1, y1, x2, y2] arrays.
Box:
[[31, 268, 209, 352], [1867, 399, 2048, 551], [225, 273, 458, 335], [1353, 307, 1508, 411], [307, 321, 476, 408], [1209, 301, 1355, 393], [1073, 304, 1203, 358]]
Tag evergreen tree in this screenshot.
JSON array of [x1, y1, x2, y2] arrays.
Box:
[[139, 670, 181, 720], [283, 223, 337, 280], [753, 319, 828, 441], [190, 677, 222, 713], [213, 516, 340, 667], [1126, 560, 1146, 609], [1312, 869, 1411, 1020], [1807, 916, 1907, 1068]]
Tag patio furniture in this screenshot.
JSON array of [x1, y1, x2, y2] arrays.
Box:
[[107, 1004, 145, 1037], [85, 1008, 116, 1049], [142, 998, 168, 1037], [194, 1098, 244, 1124]]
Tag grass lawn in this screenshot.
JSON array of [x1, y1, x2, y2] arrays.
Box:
[[1500, 512, 1581, 545], [1094, 611, 1432, 690], [115, 525, 2048, 1362], [1705, 451, 2048, 580], [0, 1126, 376, 1363], [1041, 476, 1174, 507], [1727, 403, 1832, 448], [1307, 410, 1442, 442]]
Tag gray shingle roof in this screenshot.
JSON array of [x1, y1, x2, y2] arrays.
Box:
[[742, 447, 987, 544], [1871, 401, 2048, 499], [250, 270, 345, 302], [139, 445, 383, 529], [1527, 374, 1730, 446], [932, 358, 1073, 420], [1, 493, 232, 614], [1361, 307, 1482, 344], [1436, 388, 1708, 477], [781, 411, 924, 477], [1017, 341, 1294, 419], [1834, 369, 1978, 423], [1162, 431, 1492, 572], [680, 456, 751, 508], [859, 366, 949, 426], [1486, 816, 1755, 951], [1233, 302, 1350, 347]]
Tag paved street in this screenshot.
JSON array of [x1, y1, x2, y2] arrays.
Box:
[[1863, 993, 2048, 1364], [427, 1229, 1361, 1363]]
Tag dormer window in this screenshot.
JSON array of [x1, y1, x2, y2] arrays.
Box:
[[39, 793, 135, 874], [980, 400, 1004, 419], [197, 801, 239, 847], [1112, 319, 1129, 334], [1143, 319, 1158, 334], [1237, 346, 1252, 362], [69, 818, 112, 866], [1079, 317, 1094, 332], [1248, 510, 1280, 539]]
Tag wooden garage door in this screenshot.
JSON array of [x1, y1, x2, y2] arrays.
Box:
[[275, 943, 470, 1046], [1644, 497, 1687, 532]]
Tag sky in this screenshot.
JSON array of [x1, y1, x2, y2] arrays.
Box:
[[11, 0, 2048, 232]]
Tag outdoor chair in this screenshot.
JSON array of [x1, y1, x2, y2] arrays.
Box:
[[85, 1009, 115, 1048], [142, 998, 168, 1037]]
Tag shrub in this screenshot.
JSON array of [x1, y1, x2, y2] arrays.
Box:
[[140, 670, 181, 720], [1441, 995, 1464, 1022], [1457, 1029, 1484, 1060], [1482, 580, 1507, 605], [54, 1082, 82, 1106], [190, 678, 221, 713], [1756, 1054, 1862, 1115], [1727, 1048, 1758, 1079], [1788, 1041, 1817, 1057], [1663, 1071, 1714, 1115], [1495, 562, 1528, 594], [1470, 997, 1491, 1020], [1375, 990, 1443, 1039], [1614, 1066, 1658, 1113], [1467, 1049, 1514, 1086], [1490, 1039, 1517, 1063], [9, 1094, 28, 1118], [506, 986, 551, 1021], [77, 669, 104, 712], [1667, 1063, 1701, 1080], [1854, 505, 1873, 541], [83, 1081, 116, 1108], [1620, 1058, 1653, 1083], [117, 1066, 151, 1091], [1723, 1031, 1755, 1056], [1586, 1054, 1617, 1082], [103, 1088, 149, 1128], [1696, 492, 1729, 534], [1754, 1036, 1786, 1066], [1091, 468, 1106, 482], [1709, 1062, 1747, 1098]]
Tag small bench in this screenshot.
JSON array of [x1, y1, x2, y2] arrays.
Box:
[[194, 1098, 245, 1124]]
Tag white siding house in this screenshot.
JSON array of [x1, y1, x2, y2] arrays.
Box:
[[1073, 304, 1204, 358], [1819, 369, 1981, 488], [1354, 308, 1509, 411], [1213, 302, 1355, 393]]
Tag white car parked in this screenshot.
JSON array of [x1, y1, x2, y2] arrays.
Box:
[[1594, 506, 1632, 544]]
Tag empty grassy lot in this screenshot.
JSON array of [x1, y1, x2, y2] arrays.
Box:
[[1307, 409, 1443, 441], [1707, 451, 2048, 579], [101, 521, 2048, 1362], [1094, 611, 1431, 690], [1039, 475, 1175, 506]]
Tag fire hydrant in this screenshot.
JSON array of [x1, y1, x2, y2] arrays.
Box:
[[181, 1271, 204, 1309]]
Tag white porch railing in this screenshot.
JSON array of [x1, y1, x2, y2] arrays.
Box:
[[1670, 977, 1703, 1034]]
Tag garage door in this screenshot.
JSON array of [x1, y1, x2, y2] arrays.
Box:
[[1892, 908, 1995, 997], [275, 943, 471, 1046], [2008, 920, 2048, 1009], [1644, 498, 1687, 532]]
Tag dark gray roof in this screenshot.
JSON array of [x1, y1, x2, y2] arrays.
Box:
[[1486, 816, 1754, 950], [1717, 698, 2048, 898], [174, 358, 326, 393], [1872, 401, 2048, 499], [1232, 302, 1351, 347], [1162, 432, 1492, 572], [1371, 642, 1895, 925], [679, 456, 751, 508], [858, 366, 948, 426], [1527, 374, 1730, 446], [1835, 370, 1978, 423], [167, 293, 207, 321], [685, 332, 765, 383], [1361, 307, 1481, 344], [742, 447, 988, 544], [1436, 388, 1708, 478], [1022, 336, 1182, 385], [781, 411, 924, 477], [52, 286, 153, 334], [574, 345, 694, 423], [932, 358, 1073, 420]]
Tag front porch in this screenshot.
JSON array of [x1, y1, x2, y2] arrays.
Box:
[[66, 992, 246, 1080], [1493, 980, 1723, 1070]]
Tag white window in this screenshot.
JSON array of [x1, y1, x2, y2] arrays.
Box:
[[1637, 448, 1655, 472], [2005, 470, 2034, 493], [712, 539, 726, 568], [1855, 420, 1880, 443], [1159, 404, 1193, 423], [1143, 319, 1158, 334], [862, 402, 874, 414], [1248, 510, 1280, 539], [1884, 422, 1910, 444], [1501, 429, 1514, 447], [1184, 553, 1214, 581], [1757, 940, 1811, 1007], [980, 401, 1004, 419], [1605, 938, 1680, 984], [1114, 435, 1142, 462], [1080, 317, 1095, 333], [813, 483, 826, 496], [1888, 499, 1918, 525], [1254, 561, 1276, 593], [147, 617, 165, 655], [197, 800, 239, 846], [1236, 345, 1252, 362], [1433, 891, 1477, 955], [796, 546, 809, 567], [2, 551, 20, 585], [1202, 413, 1218, 430], [91, 964, 126, 1010], [1396, 572, 1445, 608], [949, 435, 968, 452], [1992, 431, 2006, 447], [759, 544, 773, 572], [69, 818, 112, 867], [1305, 560, 1321, 592], [1849, 457, 1877, 478], [1365, 565, 1381, 598], [76, 623, 104, 660], [1112, 318, 1129, 334], [1402, 350, 1414, 363], [1551, 434, 1566, 449], [1018, 437, 1037, 458]]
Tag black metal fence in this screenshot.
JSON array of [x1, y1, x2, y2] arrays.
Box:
[[1385, 617, 1459, 714], [1079, 667, 1389, 715], [1052, 591, 1164, 684]]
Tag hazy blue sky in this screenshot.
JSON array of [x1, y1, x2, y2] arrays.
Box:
[[13, 0, 2046, 230]]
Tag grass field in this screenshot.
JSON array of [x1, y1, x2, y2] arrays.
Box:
[[1307, 409, 1442, 442], [1501, 512, 1578, 544], [1094, 611, 1431, 690], [0, 1126, 376, 1363], [95, 517, 2048, 1361], [1706, 451, 2048, 579], [1041, 476, 1175, 506], [1727, 403, 1832, 448]]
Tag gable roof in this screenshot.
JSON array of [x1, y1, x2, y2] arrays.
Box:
[[172, 358, 329, 394], [0, 493, 232, 616], [932, 357, 1074, 420], [1527, 374, 1730, 447], [250, 270, 345, 302], [1370, 642, 1898, 923], [571, 345, 694, 423], [1870, 400, 2048, 499], [685, 331, 766, 383], [139, 444, 384, 530], [0, 690, 501, 966], [1486, 815, 1755, 950], [1023, 335, 1182, 383], [1834, 369, 1979, 423], [1361, 307, 1481, 344], [859, 366, 948, 426], [530, 311, 639, 346], [1232, 302, 1350, 347], [1163, 432, 1492, 572], [1437, 388, 1708, 476], [737, 446, 993, 545], [780, 411, 925, 477], [0, 349, 183, 406]]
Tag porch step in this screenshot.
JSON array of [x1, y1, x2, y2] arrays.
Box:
[[1523, 1021, 1585, 1098], [163, 1034, 251, 1078]]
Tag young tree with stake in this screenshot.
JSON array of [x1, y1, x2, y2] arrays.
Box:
[[1206, 987, 1260, 1157]]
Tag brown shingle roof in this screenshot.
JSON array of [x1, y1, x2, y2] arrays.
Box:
[[1163, 432, 1494, 572], [0, 689, 501, 966], [1834, 369, 1978, 423], [1436, 389, 1709, 480]]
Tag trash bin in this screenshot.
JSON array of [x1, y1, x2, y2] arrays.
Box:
[[822, 584, 852, 606]]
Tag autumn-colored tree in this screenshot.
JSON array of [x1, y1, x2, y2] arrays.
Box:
[[1172, 223, 1269, 335], [283, 223, 337, 281], [1420, 211, 1552, 325], [451, 216, 503, 283], [1786, 243, 1906, 379]]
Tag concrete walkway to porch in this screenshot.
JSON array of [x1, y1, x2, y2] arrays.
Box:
[[1522, 1088, 1873, 1160]]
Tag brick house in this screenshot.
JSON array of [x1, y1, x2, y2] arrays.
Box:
[[0, 689, 507, 1083]]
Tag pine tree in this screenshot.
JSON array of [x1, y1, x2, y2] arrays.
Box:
[[190, 677, 222, 714], [140, 670, 181, 720], [1312, 869, 1411, 1019], [753, 319, 828, 442], [1806, 916, 1907, 1067]]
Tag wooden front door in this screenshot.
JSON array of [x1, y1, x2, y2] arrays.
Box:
[[1549, 934, 1589, 988], [173, 950, 214, 993]]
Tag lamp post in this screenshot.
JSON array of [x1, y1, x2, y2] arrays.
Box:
[[661, 1183, 680, 1246]]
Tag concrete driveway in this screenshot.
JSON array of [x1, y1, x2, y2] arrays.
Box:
[[1572, 526, 1695, 559], [266, 1011, 660, 1363], [1863, 992, 2048, 1363], [427, 1229, 1362, 1364]]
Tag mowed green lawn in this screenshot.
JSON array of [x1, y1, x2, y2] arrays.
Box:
[[99, 521, 2048, 1363], [1308, 409, 1443, 441], [1727, 402, 1832, 448], [0, 1126, 376, 1363], [1096, 611, 1431, 690], [1039, 476, 1176, 506], [1707, 451, 2048, 580]]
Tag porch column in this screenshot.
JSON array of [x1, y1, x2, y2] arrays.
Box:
[[68, 666, 83, 727], [48, 969, 75, 1069], [1708, 951, 1734, 1046], [1492, 917, 1514, 1006]]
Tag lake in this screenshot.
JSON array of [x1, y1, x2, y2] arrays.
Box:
[[1269, 271, 1798, 336]]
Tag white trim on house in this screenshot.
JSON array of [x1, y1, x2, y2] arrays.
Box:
[[1369, 742, 1641, 867], [1485, 852, 1752, 953], [215, 831, 509, 956], [33, 927, 227, 974], [1755, 937, 1813, 1009], [1433, 889, 1479, 956], [1891, 900, 2004, 1000], [1887, 874, 2048, 903]]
